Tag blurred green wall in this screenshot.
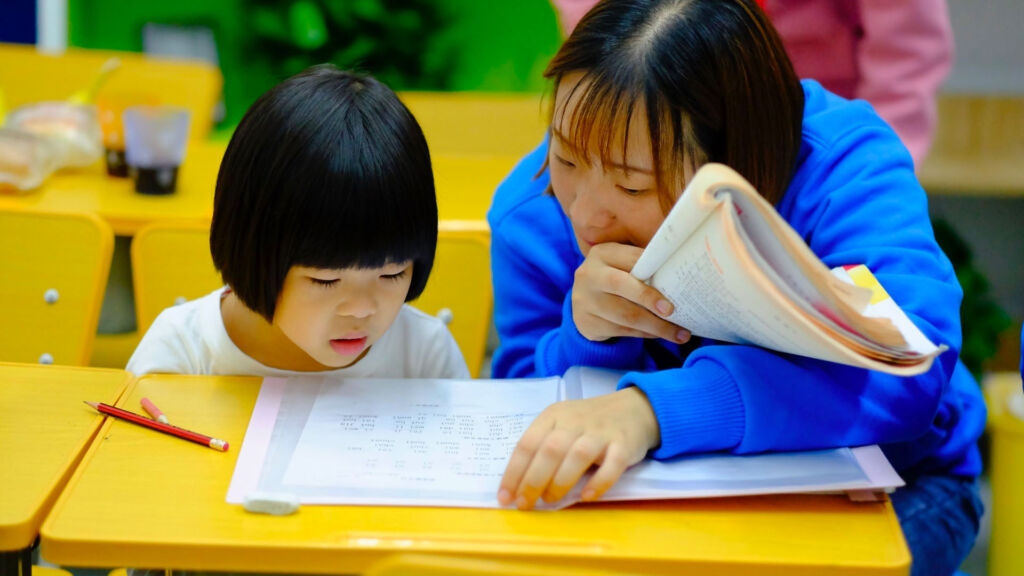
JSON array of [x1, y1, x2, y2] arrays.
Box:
[[68, 0, 562, 130]]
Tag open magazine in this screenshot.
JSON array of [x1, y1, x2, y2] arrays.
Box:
[[227, 367, 903, 510], [630, 163, 945, 376]]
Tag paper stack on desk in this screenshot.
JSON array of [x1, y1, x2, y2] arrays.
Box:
[[227, 367, 903, 509]]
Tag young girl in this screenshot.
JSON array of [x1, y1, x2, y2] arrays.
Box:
[[488, 2, 984, 575], [127, 65, 469, 380]]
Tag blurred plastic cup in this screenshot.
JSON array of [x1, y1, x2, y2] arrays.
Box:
[[123, 105, 190, 195], [96, 92, 159, 177]]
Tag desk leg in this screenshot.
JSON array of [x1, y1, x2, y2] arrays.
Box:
[[0, 550, 18, 576], [0, 548, 32, 576]]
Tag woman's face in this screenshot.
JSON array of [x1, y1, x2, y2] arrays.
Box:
[[549, 72, 679, 256]]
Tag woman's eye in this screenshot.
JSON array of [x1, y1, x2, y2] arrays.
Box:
[[618, 185, 645, 196], [555, 155, 576, 168], [310, 278, 339, 287], [382, 270, 408, 282]]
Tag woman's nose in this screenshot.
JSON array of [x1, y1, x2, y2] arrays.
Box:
[[570, 182, 614, 231]]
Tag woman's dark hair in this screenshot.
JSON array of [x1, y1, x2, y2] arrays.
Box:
[[211, 65, 437, 321], [546, 0, 804, 207]]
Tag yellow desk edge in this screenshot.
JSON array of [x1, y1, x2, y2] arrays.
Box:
[[0, 363, 132, 551]]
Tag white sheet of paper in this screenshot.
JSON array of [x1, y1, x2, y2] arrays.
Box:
[[282, 377, 553, 492], [227, 370, 904, 510]]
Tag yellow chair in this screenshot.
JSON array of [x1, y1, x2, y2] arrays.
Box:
[[0, 209, 113, 366], [131, 221, 493, 376], [412, 222, 492, 377], [33, 567, 72, 576], [131, 220, 221, 335], [0, 43, 222, 140], [983, 371, 1024, 576]]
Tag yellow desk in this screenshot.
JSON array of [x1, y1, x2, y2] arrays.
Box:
[[0, 140, 225, 237], [0, 143, 511, 236], [42, 374, 910, 575], [0, 43, 222, 142], [0, 363, 131, 571]]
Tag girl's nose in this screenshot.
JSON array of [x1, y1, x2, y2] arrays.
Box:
[[337, 291, 376, 319]]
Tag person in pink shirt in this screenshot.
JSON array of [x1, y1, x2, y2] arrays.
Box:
[[550, 0, 954, 165]]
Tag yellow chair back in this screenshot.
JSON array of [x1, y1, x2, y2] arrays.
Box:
[[0, 43, 222, 140], [131, 220, 221, 335], [412, 222, 492, 377], [0, 208, 113, 365], [131, 221, 493, 376], [983, 372, 1024, 576]]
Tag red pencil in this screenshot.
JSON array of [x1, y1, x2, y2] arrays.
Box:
[[85, 401, 229, 452]]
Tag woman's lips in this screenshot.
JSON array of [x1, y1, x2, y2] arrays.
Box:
[[330, 337, 368, 356]]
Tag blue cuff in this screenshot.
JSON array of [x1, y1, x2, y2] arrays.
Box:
[[537, 290, 646, 375], [620, 360, 745, 459]]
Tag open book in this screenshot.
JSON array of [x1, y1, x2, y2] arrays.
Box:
[[631, 163, 945, 376], [227, 367, 903, 510]]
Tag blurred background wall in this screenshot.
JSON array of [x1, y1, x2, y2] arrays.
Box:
[[59, 0, 563, 130]]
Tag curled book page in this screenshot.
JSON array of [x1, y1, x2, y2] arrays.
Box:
[[631, 163, 944, 376]]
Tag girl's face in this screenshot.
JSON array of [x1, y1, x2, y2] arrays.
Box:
[[273, 262, 413, 368], [549, 72, 680, 256]]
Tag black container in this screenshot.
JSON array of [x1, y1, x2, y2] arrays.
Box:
[[105, 148, 129, 177], [131, 165, 180, 195]]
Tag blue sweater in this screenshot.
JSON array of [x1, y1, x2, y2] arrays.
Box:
[[487, 81, 985, 478]]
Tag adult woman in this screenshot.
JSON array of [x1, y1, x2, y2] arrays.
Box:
[[488, 2, 984, 575]]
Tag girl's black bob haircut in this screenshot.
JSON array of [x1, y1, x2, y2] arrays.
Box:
[[211, 65, 437, 321]]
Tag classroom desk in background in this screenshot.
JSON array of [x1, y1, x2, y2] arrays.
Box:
[[0, 140, 513, 236], [40, 373, 911, 576], [0, 141, 226, 236], [0, 363, 132, 574]]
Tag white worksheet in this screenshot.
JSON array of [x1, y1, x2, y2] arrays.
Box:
[[227, 369, 904, 509]]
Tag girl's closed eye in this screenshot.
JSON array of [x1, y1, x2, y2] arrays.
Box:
[[381, 269, 408, 282], [555, 154, 576, 168], [309, 276, 339, 287]]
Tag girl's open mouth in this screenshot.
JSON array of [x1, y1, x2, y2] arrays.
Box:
[[330, 337, 368, 356]]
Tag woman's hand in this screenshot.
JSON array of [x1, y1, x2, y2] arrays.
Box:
[[572, 243, 690, 343], [497, 386, 660, 509]]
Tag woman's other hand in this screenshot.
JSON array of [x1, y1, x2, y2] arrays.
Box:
[[497, 386, 660, 509]]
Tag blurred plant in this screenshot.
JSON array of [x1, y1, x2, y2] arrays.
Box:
[[933, 218, 1013, 380], [246, 0, 452, 90]]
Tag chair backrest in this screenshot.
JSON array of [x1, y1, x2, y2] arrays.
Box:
[[131, 220, 221, 335], [0, 43, 222, 140], [131, 221, 493, 376], [412, 222, 492, 377], [0, 208, 113, 365]]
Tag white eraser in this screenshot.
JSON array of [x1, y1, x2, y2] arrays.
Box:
[[243, 491, 300, 516]]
